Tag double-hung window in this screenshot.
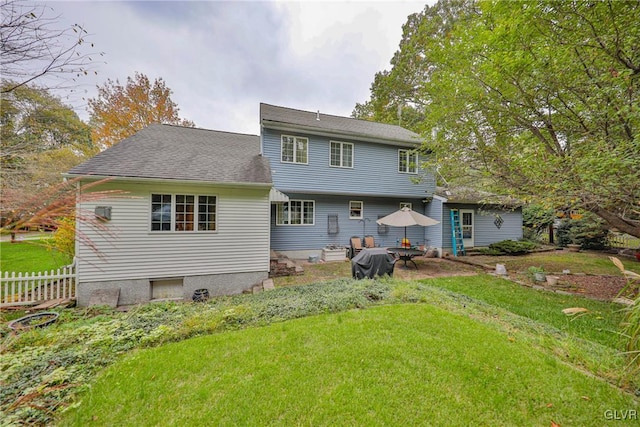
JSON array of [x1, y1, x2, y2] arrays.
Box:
[[349, 201, 363, 219], [281, 135, 308, 164], [276, 200, 314, 225], [330, 141, 353, 168], [398, 149, 418, 174], [151, 194, 216, 232]]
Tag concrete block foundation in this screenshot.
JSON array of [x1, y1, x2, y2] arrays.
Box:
[[77, 271, 268, 307]]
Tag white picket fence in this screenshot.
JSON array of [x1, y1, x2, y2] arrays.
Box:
[[1, 260, 76, 307]]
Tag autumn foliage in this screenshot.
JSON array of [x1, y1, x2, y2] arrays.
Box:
[[88, 72, 195, 149]]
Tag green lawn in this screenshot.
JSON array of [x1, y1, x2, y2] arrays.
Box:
[[421, 275, 624, 349], [3, 275, 637, 425], [0, 240, 72, 273], [62, 304, 637, 426]]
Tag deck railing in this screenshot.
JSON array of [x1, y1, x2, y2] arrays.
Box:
[[1, 260, 76, 307]]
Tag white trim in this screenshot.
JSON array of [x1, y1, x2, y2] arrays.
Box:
[[398, 149, 418, 174], [349, 200, 363, 219], [275, 199, 315, 226], [460, 209, 474, 248], [149, 192, 218, 233], [329, 140, 354, 169], [280, 134, 309, 165], [64, 174, 272, 188]]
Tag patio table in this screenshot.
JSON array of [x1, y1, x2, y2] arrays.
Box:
[[386, 247, 424, 269]]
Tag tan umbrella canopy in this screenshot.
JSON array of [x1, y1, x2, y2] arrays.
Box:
[[376, 207, 439, 246]]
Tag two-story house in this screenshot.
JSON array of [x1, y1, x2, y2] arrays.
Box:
[[66, 103, 522, 306], [260, 104, 522, 259], [261, 103, 437, 258]]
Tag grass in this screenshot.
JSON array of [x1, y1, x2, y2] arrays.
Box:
[[62, 304, 637, 427], [421, 275, 624, 349], [3, 253, 639, 425], [0, 240, 72, 273]]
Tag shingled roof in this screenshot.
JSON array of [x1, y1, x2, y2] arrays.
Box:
[[67, 124, 272, 185], [260, 103, 421, 144]]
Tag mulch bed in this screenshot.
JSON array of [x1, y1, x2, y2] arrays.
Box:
[[550, 275, 633, 300]]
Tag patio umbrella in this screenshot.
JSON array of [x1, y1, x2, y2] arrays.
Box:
[[376, 207, 439, 246]]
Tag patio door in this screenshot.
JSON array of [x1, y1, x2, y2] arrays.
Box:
[[460, 209, 474, 248]]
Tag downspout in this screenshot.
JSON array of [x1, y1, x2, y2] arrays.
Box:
[[259, 124, 264, 156]]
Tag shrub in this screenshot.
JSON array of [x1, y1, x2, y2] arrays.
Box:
[[47, 217, 75, 257], [479, 240, 536, 256], [556, 214, 609, 250]]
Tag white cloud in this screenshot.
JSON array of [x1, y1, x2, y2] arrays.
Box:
[[43, 0, 431, 135]]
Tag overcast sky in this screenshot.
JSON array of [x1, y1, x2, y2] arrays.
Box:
[[42, 0, 432, 135]]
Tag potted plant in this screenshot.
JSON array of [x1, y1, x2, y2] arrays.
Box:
[[527, 266, 546, 282]]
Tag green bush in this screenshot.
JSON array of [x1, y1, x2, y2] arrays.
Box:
[[556, 214, 609, 250], [478, 240, 537, 256]]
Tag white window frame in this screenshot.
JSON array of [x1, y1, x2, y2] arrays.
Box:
[[275, 200, 315, 226], [400, 202, 412, 210], [349, 201, 363, 220], [329, 140, 354, 168], [150, 193, 217, 232], [398, 149, 418, 174], [281, 135, 309, 164]]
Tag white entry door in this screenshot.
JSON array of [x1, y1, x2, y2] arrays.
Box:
[[460, 209, 474, 248]]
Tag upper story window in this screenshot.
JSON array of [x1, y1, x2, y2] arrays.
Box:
[[281, 135, 308, 164], [151, 194, 217, 232], [349, 201, 363, 219], [276, 200, 315, 225], [398, 149, 418, 174], [330, 141, 353, 168]]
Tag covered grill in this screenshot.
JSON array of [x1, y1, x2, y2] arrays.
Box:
[[351, 248, 396, 279]]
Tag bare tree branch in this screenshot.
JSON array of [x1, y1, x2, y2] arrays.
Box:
[[0, 0, 104, 93]]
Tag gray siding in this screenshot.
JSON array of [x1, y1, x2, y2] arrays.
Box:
[[262, 128, 435, 198], [424, 198, 444, 248], [271, 194, 428, 251], [440, 204, 523, 250], [474, 208, 523, 247], [76, 181, 271, 283]]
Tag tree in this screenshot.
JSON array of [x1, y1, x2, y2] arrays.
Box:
[[352, 0, 475, 131], [88, 72, 195, 148], [357, 0, 640, 238], [0, 0, 101, 93], [1, 82, 94, 189]]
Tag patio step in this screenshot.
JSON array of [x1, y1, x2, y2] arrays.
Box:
[[269, 252, 304, 277]]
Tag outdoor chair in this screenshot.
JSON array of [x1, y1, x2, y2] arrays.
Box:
[[364, 235, 376, 248], [349, 236, 363, 259]]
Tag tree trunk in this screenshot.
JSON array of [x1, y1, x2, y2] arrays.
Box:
[[590, 206, 640, 239]]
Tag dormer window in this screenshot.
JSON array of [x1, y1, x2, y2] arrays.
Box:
[[398, 149, 418, 174], [281, 135, 308, 164]]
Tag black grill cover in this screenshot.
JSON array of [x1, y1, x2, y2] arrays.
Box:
[[351, 248, 396, 279]]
